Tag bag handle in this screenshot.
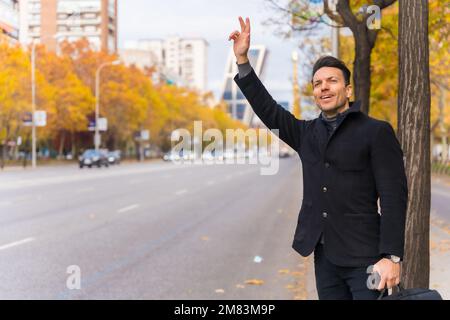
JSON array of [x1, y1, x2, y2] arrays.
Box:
[[377, 284, 404, 300]]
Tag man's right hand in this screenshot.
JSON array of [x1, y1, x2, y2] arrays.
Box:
[[228, 16, 251, 64]]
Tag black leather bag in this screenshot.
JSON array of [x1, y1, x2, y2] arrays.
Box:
[[378, 285, 443, 300]]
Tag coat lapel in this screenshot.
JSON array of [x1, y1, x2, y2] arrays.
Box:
[[313, 118, 329, 157]]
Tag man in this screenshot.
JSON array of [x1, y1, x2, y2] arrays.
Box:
[[228, 17, 408, 300]]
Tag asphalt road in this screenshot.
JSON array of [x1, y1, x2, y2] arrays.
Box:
[[0, 158, 448, 299], [0, 158, 308, 299]]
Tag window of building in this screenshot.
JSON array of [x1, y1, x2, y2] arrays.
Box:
[[248, 49, 260, 67], [84, 25, 97, 32], [184, 44, 193, 54], [83, 13, 96, 19], [223, 79, 232, 100], [236, 104, 247, 120]]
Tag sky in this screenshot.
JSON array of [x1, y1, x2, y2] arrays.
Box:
[[118, 0, 329, 104]]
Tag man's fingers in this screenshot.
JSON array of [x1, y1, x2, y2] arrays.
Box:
[[386, 279, 395, 289], [387, 277, 400, 289], [239, 16, 246, 32], [228, 30, 240, 41], [377, 276, 386, 291], [245, 17, 251, 32]]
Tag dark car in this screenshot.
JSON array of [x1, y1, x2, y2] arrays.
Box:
[[79, 149, 109, 168], [107, 150, 121, 165]]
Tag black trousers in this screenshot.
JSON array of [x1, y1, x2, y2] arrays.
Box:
[[314, 243, 386, 300]]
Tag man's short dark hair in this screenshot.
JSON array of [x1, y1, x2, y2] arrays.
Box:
[[312, 56, 351, 86]]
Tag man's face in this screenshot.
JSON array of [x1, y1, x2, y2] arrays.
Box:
[[312, 67, 352, 113]]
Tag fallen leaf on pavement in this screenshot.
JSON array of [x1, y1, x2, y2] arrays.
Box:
[[278, 269, 290, 274], [245, 279, 264, 285]]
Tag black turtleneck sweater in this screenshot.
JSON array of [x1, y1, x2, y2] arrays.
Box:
[[320, 109, 350, 138]]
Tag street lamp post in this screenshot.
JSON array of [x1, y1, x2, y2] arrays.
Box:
[[31, 42, 37, 168], [30, 35, 61, 169], [94, 60, 120, 152]]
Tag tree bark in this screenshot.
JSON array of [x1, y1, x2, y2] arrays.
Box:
[[0, 144, 4, 169], [58, 130, 66, 159], [336, 0, 383, 115], [397, 0, 431, 289], [352, 29, 373, 115]]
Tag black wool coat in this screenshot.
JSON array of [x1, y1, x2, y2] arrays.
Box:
[[235, 70, 408, 267]]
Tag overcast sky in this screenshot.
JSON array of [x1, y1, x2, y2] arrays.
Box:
[[118, 0, 328, 103]]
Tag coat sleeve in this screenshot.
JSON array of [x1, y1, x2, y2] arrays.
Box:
[[234, 69, 306, 151], [370, 121, 408, 259]]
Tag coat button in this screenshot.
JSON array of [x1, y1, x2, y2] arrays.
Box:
[[322, 212, 328, 218], [322, 186, 328, 193], [325, 162, 330, 168]]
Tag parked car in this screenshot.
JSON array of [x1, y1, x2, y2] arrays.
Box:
[[107, 150, 121, 165], [163, 149, 194, 162], [79, 149, 109, 168], [163, 150, 181, 162]]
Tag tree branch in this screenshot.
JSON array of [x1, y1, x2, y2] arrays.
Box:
[[323, 0, 344, 25], [336, 0, 359, 32]]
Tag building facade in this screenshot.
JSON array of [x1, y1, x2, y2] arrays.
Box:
[[221, 45, 267, 126], [121, 37, 208, 92], [21, 0, 117, 53]]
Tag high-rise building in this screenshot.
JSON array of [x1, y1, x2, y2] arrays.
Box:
[[121, 37, 208, 92], [22, 0, 117, 53], [221, 45, 267, 126], [0, 0, 20, 43]]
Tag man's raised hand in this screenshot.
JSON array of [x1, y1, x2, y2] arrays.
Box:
[[228, 16, 251, 64]]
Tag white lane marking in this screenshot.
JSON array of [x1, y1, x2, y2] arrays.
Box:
[[0, 237, 35, 251], [117, 204, 140, 213], [129, 179, 144, 185], [76, 186, 94, 193], [175, 189, 188, 196]]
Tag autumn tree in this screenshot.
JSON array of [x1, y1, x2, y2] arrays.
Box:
[[266, 0, 399, 114], [35, 45, 94, 157], [0, 41, 53, 167]]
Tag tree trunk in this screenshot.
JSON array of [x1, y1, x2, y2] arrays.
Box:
[[439, 87, 448, 162], [353, 29, 372, 115], [397, 0, 431, 289], [71, 131, 76, 159], [0, 144, 4, 169], [58, 130, 66, 159]]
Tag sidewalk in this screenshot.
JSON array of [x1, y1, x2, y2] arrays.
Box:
[[430, 215, 450, 299]]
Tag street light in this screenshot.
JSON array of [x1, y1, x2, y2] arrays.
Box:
[[30, 35, 61, 169], [94, 60, 120, 152]]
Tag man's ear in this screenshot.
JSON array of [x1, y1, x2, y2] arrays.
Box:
[[345, 84, 353, 99]]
